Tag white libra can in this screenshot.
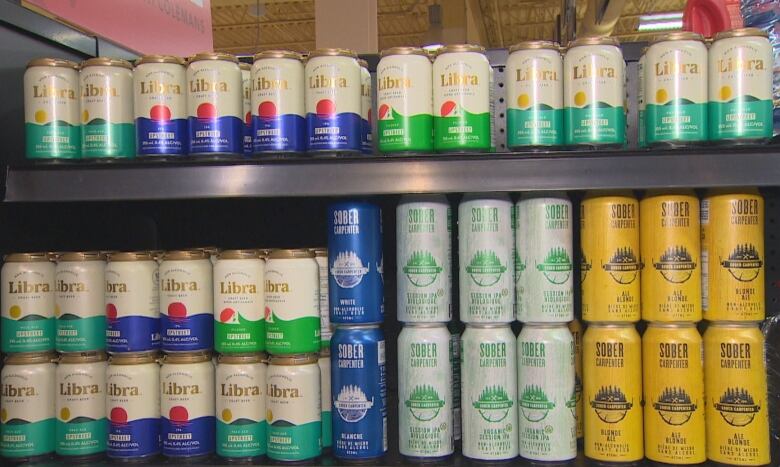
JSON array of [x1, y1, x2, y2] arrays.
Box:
[[213, 250, 265, 354], [216, 353, 267, 460], [133, 55, 187, 157], [313, 248, 332, 349], [398, 323, 453, 459], [56, 351, 107, 459], [319, 349, 332, 449], [1, 252, 55, 354], [397, 194, 452, 322], [459, 193, 515, 323], [514, 192, 574, 322], [55, 251, 106, 353], [159, 250, 213, 352], [241, 63, 252, 155]]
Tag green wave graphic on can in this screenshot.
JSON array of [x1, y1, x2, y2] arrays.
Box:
[[56, 315, 106, 352], [564, 105, 625, 145], [645, 101, 707, 143], [434, 104, 490, 151], [709, 97, 773, 141], [56, 417, 106, 456], [25, 123, 80, 159], [1, 316, 54, 353], [378, 106, 433, 153], [265, 313, 319, 354], [215, 311, 265, 353], [81, 121, 135, 158], [217, 418, 266, 458], [507, 107, 563, 147], [1, 417, 56, 458], [267, 420, 321, 461]]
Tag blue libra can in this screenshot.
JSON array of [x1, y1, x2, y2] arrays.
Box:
[[327, 201, 384, 324], [134, 55, 188, 157], [159, 250, 213, 352], [359, 59, 373, 155], [331, 325, 387, 460]]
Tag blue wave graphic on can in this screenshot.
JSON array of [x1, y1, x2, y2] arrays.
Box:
[[188, 116, 243, 155], [136, 117, 188, 155], [306, 112, 361, 152], [252, 114, 306, 153], [106, 315, 160, 353]]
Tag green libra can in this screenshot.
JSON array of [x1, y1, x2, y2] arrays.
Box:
[[1, 252, 55, 353], [55, 252, 106, 352], [214, 250, 265, 353], [216, 353, 266, 460]]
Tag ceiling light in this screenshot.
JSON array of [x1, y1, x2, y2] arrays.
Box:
[[638, 12, 684, 31]]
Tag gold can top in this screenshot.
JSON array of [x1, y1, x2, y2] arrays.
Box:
[[508, 40, 560, 53], [5, 351, 57, 365], [568, 35, 620, 48], [268, 248, 315, 259], [218, 352, 267, 364], [651, 31, 705, 45], [435, 44, 486, 56], [3, 252, 51, 262], [81, 57, 134, 70], [107, 251, 156, 262], [218, 249, 262, 260], [308, 48, 358, 59], [358, 58, 369, 68], [162, 350, 212, 364], [26, 57, 79, 70], [269, 353, 319, 366], [109, 351, 159, 365], [253, 50, 303, 61], [239, 62, 251, 71], [162, 249, 210, 261], [59, 351, 108, 364], [189, 52, 239, 64], [320, 347, 331, 357], [311, 247, 327, 257], [57, 251, 106, 262], [714, 27, 769, 40], [380, 46, 427, 58], [135, 54, 185, 66]]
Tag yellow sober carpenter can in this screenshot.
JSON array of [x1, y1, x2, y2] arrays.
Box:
[[642, 323, 705, 464], [583, 323, 643, 462], [640, 190, 701, 322], [704, 322, 769, 466], [568, 317, 583, 439], [701, 189, 764, 321], [581, 191, 641, 322]]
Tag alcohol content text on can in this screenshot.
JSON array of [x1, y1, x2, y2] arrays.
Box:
[[216, 354, 266, 459], [251, 50, 306, 153], [160, 351, 216, 458], [642, 323, 705, 464], [359, 59, 373, 154], [305, 49, 362, 152], [515, 192, 573, 322], [56, 352, 107, 458], [265, 249, 320, 354], [397, 195, 452, 322], [331, 325, 388, 459], [314, 248, 332, 349], [704, 323, 769, 466], [569, 318, 584, 439], [701, 189, 764, 320], [709, 28, 774, 143], [80, 57, 135, 158], [583, 323, 643, 462], [55, 252, 106, 352], [160, 250, 213, 352], [187, 53, 244, 155], [24, 58, 80, 159], [376, 47, 433, 153], [214, 250, 265, 353], [266, 354, 322, 461], [134, 55, 187, 156], [105, 251, 161, 353], [581, 191, 641, 322], [398, 323, 453, 458], [241, 63, 252, 155], [319, 349, 332, 449], [328, 201, 384, 324], [459, 193, 514, 323], [564, 37, 626, 146], [1, 252, 55, 353], [506, 41, 564, 147], [433, 45, 491, 152], [0, 352, 56, 460]]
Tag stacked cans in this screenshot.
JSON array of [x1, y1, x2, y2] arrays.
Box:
[[328, 201, 388, 461]]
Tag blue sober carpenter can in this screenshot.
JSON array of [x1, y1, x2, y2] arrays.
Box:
[[331, 325, 387, 460], [327, 201, 384, 324]]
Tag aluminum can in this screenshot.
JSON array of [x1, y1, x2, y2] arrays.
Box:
[[515, 192, 573, 322], [319, 349, 332, 449], [251, 50, 306, 153], [265, 249, 320, 354], [331, 325, 388, 460], [642, 323, 705, 464], [159, 250, 213, 352], [640, 190, 701, 322], [563, 37, 626, 147], [80, 57, 135, 158], [55, 251, 106, 352], [569, 317, 584, 439], [328, 201, 384, 324], [1, 252, 55, 353], [214, 249, 265, 353], [313, 248, 333, 349], [709, 28, 774, 143], [160, 351, 215, 458], [459, 193, 514, 323], [433, 44, 491, 152], [56, 351, 107, 459], [449, 324, 462, 442], [645, 32, 708, 146], [581, 191, 641, 322], [376, 47, 433, 153], [216, 353, 266, 460], [305, 48, 362, 152], [583, 323, 643, 462], [397, 194, 452, 322], [398, 323, 453, 459], [187, 52, 243, 155], [460, 324, 518, 460], [105, 251, 160, 353], [359, 59, 373, 154], [702, 189, 764, 321], [240, 63, 252, 155], [638, 48, 647, 148], [704, 322, 769, 465], [0, 352, 56, 461], [506, 41, 564, 148], [266, 353, 322, 461], [24, 58, 80, 160], [133, 55, 187, 156]]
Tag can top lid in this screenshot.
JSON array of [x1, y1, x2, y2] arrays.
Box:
[[109, 351, 159, 365], [436, 44, 486, 56], [715, 27, 769, 40], [650, 31, 705, 45], [196, 246, 221, 256], [217, 249, 262, 260], [60, 350, 108, 363], [269, 353, 319, 365], [311, 247, 327, 257], [162, 249, 210, 261], [568, 35, 620, 48], [107, 251, 156, 262], [26, 57, 79, 70], [520, 322, 573, 329], [268, 248, 315, 259], [81, 57, 133, 70], [253, 50, 303, 61], [380, 46, 427, 58], [357, 58, 369, 68], [239, 62, 251, 71], [135, 54, 185, 66], [508, 40, 560, 53], [57, 251, 106, 262], [5, 351, 57, 365], [163, 350, 212, 364], [218, 352, 267, 364], [189, 52, 239, 64], [3, 252, 50, 262], [308, 48, 358, 59]]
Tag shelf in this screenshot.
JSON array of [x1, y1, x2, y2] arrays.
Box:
[[5, 146, 780, 202]]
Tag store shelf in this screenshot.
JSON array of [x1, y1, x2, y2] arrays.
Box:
[[4, 146, 780, 202]]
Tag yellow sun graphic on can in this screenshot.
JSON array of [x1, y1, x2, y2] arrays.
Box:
[[60, 407, 71, 421], [266, 409, 273, 422], [222, 409, 232, 422], [719, 86, 732, 101], [1, 408, 7, 422], [54, 304, 61, 317], [574, 91, 587, 107], [82, 110, 89, 123], [34, 110, 48, 124], [9, 305, 21, 319], [517, 94, 530, 109], [655, 88, 668, 104]]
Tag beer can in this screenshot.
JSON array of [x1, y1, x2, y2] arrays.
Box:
[[159, 249, 213, 352], [133, 55, 188, 156], [460, 324, 518, 461], [1, 252, 55, 353], [319, 348, 332, 449], [331, 325, 388, 460], [701, 189, 764, 321], [640, 190, 701, 322], [216, 353, 266, 460], [313, 248, 333, 349], [704, 322, 769, 465], [55, 251, 106, 352], [583, 323, 643, 462], [214, 249, 265, 353], [396, 194, 452, 323], [449, 323, 462, 442], [359, 59, 373, 154], [56, 351, 107, 459], [638, 48, 647, 148], [569, 317, 584, 439], [328, 201, 384, 324], [515, 192, 573, 322], [459, 193, 515, 323], [581, 191, 641, 322], [642, 323, 705, 464], [398, 323, 453, 459], [240, 62, 252, 155]]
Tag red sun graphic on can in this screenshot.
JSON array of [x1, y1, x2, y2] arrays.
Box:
[[367, 108, 372, 124], [196, 103, 217, 119], [106, 303, 118, 321], [264, 306, 272, 321], [316, 99, 336, 117], [150, 105, 172, 122], [259, 101, 277, 119], [440, 101, 457, 117], [219, 308, 235, 323], [245, 112, 252, 125], [378, 104, 391, 120], [169, 406, 189, 424], [110, 407, 128, 425], [167, 302, 187, 320]]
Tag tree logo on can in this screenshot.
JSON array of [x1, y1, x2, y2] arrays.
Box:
[[514, 251, 526, 284], [466, 251, 507, 287], [536, 247, 572, 285], [602, 247, 641, 284], [330, 251, 370, 289], [653, 387, 696, 426], [653, 246, 696, 284], [334, 385, 374, 422], [405, 385, 446, 422], [720, 244, 762, 282], [580, 251, 592, 284], [518, 385, 555, 423], [590, 386, 633, 423], [714, 387, 760, 427], [473, 385, 514, 423], [402, 252, 443, 288]]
